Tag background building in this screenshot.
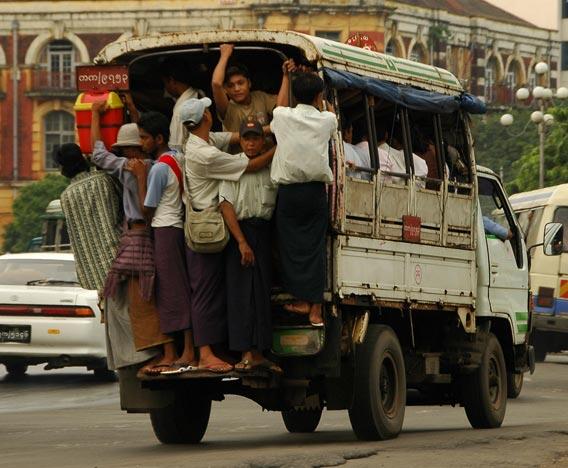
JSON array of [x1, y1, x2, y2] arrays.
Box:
[[0, 0, 559, 240]]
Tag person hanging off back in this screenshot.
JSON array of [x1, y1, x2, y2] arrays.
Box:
[[211, 43, 296, 151]]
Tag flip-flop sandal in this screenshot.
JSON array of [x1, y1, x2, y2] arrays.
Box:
[[198, 364, 233, 374], [143, 364, 173, 376], [160, 362, 199, 375], [234, 359, 253, 372], [310, 320, 324, 328], [256, 359, 283, 374]]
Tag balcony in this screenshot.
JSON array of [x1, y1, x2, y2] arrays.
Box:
[[27, 69, 77, 99]]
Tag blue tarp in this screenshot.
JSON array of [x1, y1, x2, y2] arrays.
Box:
[[323, 68, 486, 115]]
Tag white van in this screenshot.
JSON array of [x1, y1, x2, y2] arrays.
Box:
[[509, 184, 568, 361], [90, 30, 562, 444]]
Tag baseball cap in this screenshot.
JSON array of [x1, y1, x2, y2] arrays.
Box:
[[112, 123, 141, 148], [239, 120, 264, 137], [180, 97, 212, 126]]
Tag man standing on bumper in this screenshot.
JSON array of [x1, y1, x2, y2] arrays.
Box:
[[132, 112, 196, 373], [182, 97, 275, 373]]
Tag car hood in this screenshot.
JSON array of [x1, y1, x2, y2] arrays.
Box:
[[0, 285, 82, 306]]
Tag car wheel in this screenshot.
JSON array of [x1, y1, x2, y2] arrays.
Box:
[[150, 395, 211, 444], [462, 333, 507, 429], [5, 363, 28, 378], [506, 371, 524, 399], [348, 325, 406, 441], [282, 408, 322, 433]]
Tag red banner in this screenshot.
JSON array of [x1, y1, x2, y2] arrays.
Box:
[[76, 65, 129, 92]]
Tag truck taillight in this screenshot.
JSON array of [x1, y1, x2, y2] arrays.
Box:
[[0, 305, 95, 317]]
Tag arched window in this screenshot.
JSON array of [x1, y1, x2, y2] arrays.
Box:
[[506, 61, 523, 90], [485, 57, 499, 102], [44, 111, 75, 170], [409, 43, 428, 64], [37, 40, 76, 90], [385, 39, 397, 56]]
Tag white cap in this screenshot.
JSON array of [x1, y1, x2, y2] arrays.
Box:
[[112, 123, 141, 148], [179, 97, 212, 126]]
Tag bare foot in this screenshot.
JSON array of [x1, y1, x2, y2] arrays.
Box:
[[309, 303, 324, 327], [284, 301, 311, 315]]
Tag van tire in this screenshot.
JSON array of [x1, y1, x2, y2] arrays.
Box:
[[348, 325, 406, 441], [5, 363, 28, 378], [462, 333, 507, 428], [282, 408, 322, 433], [506, 371, 523, 399], [150, 396, 211, 444]]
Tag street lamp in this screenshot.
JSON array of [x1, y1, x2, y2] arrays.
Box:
[[499, 61, 567, 188]]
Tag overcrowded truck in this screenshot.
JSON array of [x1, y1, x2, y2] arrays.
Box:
[[83, 30, 563, 443]]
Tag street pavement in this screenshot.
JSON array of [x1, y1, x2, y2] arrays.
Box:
[[0, 355, 567, 468]]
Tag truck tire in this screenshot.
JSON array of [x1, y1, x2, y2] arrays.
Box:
[[506, 371, 524, 399], [462, 333, 507, 428], [348, 325, 406, 441], [281, 408, 322, 433], [5, 363, 28, 378], [150, 396, 211, 444]]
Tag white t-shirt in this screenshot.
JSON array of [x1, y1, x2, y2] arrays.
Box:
[[184, 132, 249, 210], [219, 165, 277, 221], [378, 142, 428, 179], [144, 151, 183, 228], [169, 87, 200, 154], [344, 142, 372, 180], [355, 141, 394, 182], [270, 104, 337, 185]]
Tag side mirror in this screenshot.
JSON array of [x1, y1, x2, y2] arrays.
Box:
[[543, 222, 564, 256]]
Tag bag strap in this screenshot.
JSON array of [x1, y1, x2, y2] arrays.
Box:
[[157, 154, 183, 195]]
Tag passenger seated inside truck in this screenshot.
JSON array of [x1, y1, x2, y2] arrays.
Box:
[[341, 116, 371, 180]]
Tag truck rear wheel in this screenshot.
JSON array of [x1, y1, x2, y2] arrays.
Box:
[[506, 371, 524, 399], [281, 408, 322, 433], [462, 333, 507, 428], [150, 396, 211, 444], [348, 325, 406, 441]]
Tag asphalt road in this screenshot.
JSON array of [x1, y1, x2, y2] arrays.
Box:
[[1, 355, 567, 468]]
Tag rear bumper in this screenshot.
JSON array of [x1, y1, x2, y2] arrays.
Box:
[[533, 313, 568, 333], [0, 316, 106, 363]]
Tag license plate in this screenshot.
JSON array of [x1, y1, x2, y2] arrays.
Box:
[[0, 325, 31, 343]]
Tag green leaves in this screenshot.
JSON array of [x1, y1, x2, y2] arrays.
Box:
[[3, 174, 69, 253]]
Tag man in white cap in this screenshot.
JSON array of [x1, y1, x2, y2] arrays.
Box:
[[181, 97, 275, 373]]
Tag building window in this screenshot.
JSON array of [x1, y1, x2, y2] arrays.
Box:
[[44, 111, 75, 170], [315, 31, 341, 42], [563, 0, 568, 18], [484, 57, 498, 102], [528, 68, 537, 89], [47, 40, 74, 88], [409, 44, 427, 64], [562, 43, 568, 71], [385, 39, 396, 56]]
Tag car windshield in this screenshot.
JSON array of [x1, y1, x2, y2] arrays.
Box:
[[0, 258, 78, 286]]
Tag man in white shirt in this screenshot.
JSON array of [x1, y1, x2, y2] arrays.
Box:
[[218, 120, 280, 373], [271, 73, 337, 327], [181, 97, 275, 373], [375, 122, 428, 186], [161, 58, 203, 153], [341, 119, 372, 180]]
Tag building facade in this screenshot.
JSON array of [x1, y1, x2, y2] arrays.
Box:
[[0, 0, 559, 241]]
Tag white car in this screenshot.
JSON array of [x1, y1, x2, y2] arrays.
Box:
[[0, 252, 112, 379]]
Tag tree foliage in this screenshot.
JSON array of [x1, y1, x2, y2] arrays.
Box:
[[507, 106, 568, 193], [3, 174, 69, 253], [471, 109, 538, 190]]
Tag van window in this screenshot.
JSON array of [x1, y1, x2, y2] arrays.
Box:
[[516, 207, 545, 249], [478, 176, 523, 268], [553, 206, 568, 252]]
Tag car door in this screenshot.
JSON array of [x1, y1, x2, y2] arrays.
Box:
[[478, 175, 529, 343]]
